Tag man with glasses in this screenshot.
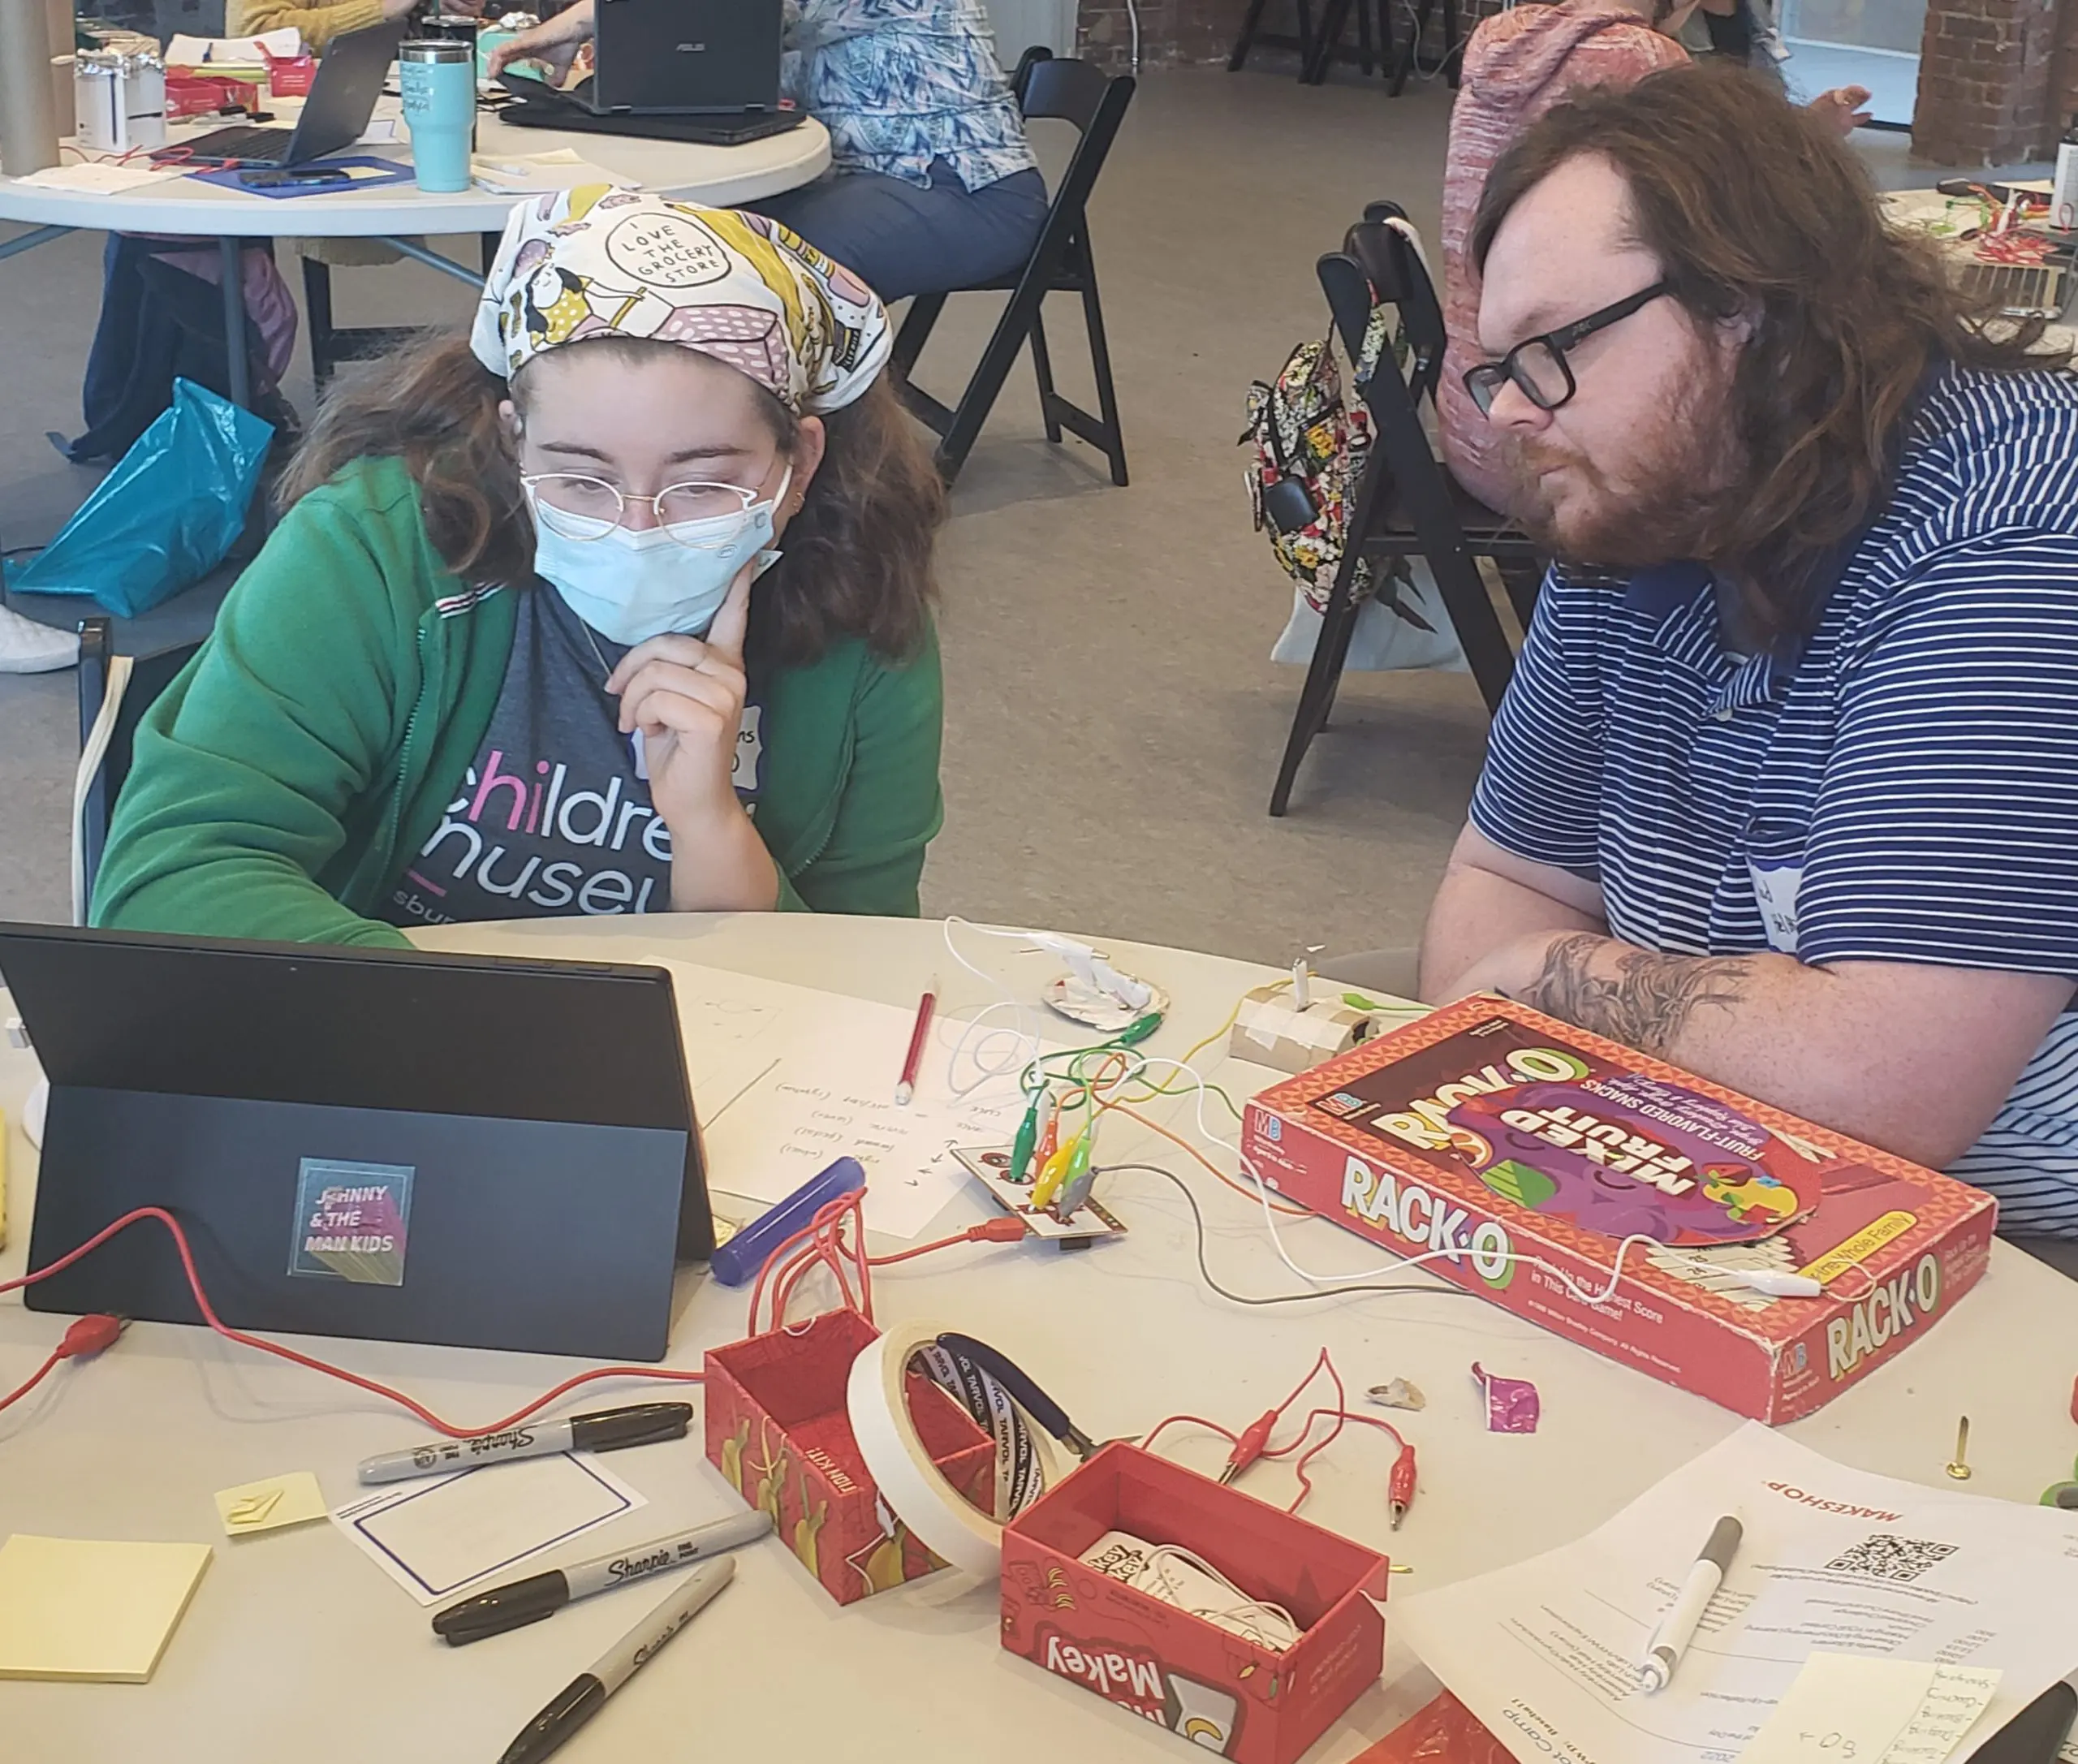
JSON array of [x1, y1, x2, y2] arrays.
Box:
[[1418, 65, 2078, 1249]]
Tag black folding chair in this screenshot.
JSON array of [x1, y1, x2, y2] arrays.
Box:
[[1228, 0, 1318, 74], [74, 615, 205, 921], [890, 50, 1135, 488], [1387, 0, 1468, 93], [1268, 217, 1543, 817], [302, 233, 501, 389], [1301, 0, 1396, 83]]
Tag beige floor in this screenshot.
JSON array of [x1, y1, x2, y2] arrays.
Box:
[[0, 67, 2011, 964]]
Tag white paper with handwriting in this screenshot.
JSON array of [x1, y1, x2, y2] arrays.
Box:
[[1396, 1425, 2078, 1764], [645, 959, 1028, 1238]]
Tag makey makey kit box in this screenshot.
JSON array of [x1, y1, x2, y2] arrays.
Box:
[[1239, 998, 1997, 1423]]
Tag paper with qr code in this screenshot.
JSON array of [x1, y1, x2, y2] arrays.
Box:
[[1395, 1424, 2078, 1764]]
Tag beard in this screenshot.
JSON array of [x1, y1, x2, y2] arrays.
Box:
[[1502, 367, 1743, 572]]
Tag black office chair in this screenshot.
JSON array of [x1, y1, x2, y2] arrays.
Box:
[[890, 49, 1135, 488], [1268, 215, 1542, 817], [74, 616, 205, 921]]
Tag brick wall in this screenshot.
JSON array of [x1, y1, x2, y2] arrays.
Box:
[[1076, 0, 1230, 69], [1075, 0, 1504, 73], [1914, 0, 2069, 164]]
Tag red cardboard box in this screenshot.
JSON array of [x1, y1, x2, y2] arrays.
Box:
[[1001, 1443, 1389, 1764], [1241, 998, 1997, 1423], [261, 52, 317, 97], [704, 1309, 997, 1604]]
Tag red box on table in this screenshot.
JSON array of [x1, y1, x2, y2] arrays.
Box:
[[1000, 1443, 1389, 1764], [261, 52, 317, 97], [1240, 998, 1997, 1423], [165, 73, 257, 119], [703, 1309, 997, 1605]]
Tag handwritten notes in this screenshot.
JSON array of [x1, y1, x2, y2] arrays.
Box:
[[1740, 1656, 2001, 1764], [645, 959, 1030, 1238]]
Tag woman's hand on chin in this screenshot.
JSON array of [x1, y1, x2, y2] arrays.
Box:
[[606, 571, 781, 911]]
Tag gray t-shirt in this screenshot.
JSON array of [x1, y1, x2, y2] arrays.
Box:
[[382, 587, 674, 928]]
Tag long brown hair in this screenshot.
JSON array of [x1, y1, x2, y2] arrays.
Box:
[[280, 333, 944, 666], [1469, 62, 2067, 640]]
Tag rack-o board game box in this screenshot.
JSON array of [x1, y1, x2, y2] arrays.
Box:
[[1239, 998, 1997, 1422]]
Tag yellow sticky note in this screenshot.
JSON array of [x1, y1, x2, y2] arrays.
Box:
[[214, 1472, 328, 1538], [0, 1534, 212, 1682]]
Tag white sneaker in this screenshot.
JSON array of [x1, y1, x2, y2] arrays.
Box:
[[0, 604, 80, 674]]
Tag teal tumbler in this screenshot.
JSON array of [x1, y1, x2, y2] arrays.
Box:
[[399, 39, 474, 195]]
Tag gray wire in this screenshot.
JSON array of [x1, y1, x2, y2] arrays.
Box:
[[1093, 1163, 1478, 1309]]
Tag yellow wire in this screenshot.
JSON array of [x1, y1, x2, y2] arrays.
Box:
[[1175, 974, 1295, 1074]]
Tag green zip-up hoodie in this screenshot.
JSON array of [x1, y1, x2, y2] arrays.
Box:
[[91, 457, 943, 945]]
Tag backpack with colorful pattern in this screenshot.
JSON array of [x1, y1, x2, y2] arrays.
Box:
[[1241, 296, 1400, 614]]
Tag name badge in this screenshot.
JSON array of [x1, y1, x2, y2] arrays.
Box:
[[732, 703, 765, 797], [1749, 861, 1802, 955]]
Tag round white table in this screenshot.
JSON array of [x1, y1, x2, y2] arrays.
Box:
[[0, 96, 830, 406], [3, 912, 2075, 1764]]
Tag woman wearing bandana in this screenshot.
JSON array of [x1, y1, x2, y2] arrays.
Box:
[[91, 191, 947, 945]]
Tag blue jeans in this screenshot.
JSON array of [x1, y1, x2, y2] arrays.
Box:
[[749, 159, 1048, 303]]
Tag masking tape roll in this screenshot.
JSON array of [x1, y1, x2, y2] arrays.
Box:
[[845, 1321, 1063, 1579]]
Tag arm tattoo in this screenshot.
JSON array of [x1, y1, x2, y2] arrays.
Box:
[[1519, 934, 1752, 1057]]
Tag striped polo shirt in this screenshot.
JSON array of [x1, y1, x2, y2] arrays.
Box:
[[1471, 364, 2078, 1236]]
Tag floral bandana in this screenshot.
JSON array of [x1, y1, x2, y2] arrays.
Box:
[[469, 185, 890, 412]]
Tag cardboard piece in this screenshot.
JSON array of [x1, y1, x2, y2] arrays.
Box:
[[1230, 985, 1377, 1074], [704, 1310, 997, 1605], [1241, 998, 1997, 1423], [213, 1472, 329, 1538], [1001, 1444, 1390, 1764], [0, 1534, 212, 1681]]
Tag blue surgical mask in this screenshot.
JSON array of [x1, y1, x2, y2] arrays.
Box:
[[530, 469, 790, 647]]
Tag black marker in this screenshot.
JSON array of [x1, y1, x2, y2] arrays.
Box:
[[497, 1557, 735, 1764], [355, 1403, 692, 1485], [433, 1511, 770, 1645]]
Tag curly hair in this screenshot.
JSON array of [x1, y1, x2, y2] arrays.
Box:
[[278, 332, 944, 666], [1469, 61, 2067, 641]]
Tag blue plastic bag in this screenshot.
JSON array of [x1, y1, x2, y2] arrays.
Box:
[[3, 379, 273, 618]]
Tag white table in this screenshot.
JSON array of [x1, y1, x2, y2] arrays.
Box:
[[0, 97, 830, 406], [1882, 186, 2078, 356], [4, 912, 2075, 1764]]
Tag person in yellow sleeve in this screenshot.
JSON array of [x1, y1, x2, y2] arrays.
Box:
[[227, 0, 476, 52]]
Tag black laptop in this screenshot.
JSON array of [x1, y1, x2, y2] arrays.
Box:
[[591, 0, 782, 115], [165, 19, 406, 167], [1, 925, 712, 1362]]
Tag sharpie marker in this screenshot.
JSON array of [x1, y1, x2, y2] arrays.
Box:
[[355, 1402, 693, 1486], [434, 1510, 772, 1645], [498, 1556, 735, 1764], [1637, 1515, 1741, 1693]]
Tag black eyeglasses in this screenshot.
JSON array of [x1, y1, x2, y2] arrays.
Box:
[[1462, 281, 1673, 417]]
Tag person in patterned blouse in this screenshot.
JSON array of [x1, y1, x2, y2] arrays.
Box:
[[491, 0, 1047, 302]]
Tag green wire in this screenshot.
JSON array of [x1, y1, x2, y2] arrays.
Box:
[[1016, 1011, 1247, 1122]]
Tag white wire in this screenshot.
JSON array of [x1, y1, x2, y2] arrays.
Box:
[[939, 916, 1046, 1100], [1142, 1545, 1299, 1650]]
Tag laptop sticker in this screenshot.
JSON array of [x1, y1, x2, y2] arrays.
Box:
[[288, 1158, 416, 1287]]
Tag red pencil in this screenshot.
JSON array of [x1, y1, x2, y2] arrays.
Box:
[[895, 981, 937, 1106]]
